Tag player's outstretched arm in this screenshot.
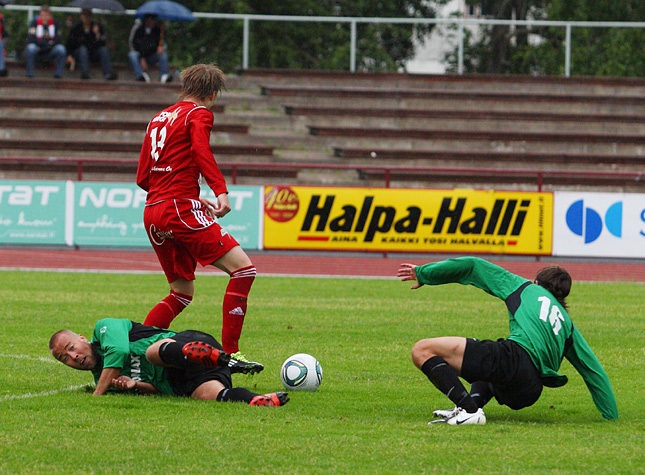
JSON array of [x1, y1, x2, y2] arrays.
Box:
[[397, 263, 423, 289], [94, 367, 122, 395]]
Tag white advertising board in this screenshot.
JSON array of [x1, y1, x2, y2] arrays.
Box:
[[553, 192, 645, 257]]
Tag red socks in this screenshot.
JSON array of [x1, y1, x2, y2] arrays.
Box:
[[221, 266, 256, 354], [144, 265, 256, 352], [144, 290, 193, 329]]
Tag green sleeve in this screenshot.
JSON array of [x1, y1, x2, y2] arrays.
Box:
[[92, 318, 132, 370], [414, 257, 527, 301], [565, 325, 618, 420]]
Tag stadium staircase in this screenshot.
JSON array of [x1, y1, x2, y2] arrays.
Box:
[[0, 66, 644, 191]]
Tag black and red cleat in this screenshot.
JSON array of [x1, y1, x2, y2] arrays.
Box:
[[249, 392, 290, 407], [182, 341, 231, 367]]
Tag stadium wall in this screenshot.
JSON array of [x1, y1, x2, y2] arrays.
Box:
[[1, 179, 643, 259]]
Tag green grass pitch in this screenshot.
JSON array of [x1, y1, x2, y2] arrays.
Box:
[[0, 270, 643, 474]]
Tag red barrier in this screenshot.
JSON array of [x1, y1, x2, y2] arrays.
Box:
[[0, 156, 642, 192]]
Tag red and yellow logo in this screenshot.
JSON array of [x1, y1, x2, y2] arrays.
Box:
[[265, 186, 299, 222]]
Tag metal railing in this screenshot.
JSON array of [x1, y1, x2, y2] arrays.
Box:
[[5, 4, 645, 77], [1, 156, 642, 191]]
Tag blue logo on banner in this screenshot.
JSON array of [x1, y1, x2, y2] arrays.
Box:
[[565, 200, 622, 244]]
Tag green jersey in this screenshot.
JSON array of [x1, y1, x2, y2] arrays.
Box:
[[90, 318, 177, 395], [414, 257, 618, 420]]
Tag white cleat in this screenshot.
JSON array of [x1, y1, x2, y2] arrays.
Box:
[[432, 407, 458, 419], [428, 407, 486, 426]]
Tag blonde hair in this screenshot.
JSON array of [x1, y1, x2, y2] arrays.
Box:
[[179, 64, 226, 101]]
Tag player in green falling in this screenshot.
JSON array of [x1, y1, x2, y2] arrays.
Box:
[[49, 318, 288, 406], [397, 257, 618, 425]]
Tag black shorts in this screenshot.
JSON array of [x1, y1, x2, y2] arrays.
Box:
[[164, 330, 232, 397], [460, 338, 543, 410]]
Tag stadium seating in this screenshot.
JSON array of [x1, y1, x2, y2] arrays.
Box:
[[0, 67, 643, 190]]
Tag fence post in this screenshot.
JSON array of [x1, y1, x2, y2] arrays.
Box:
[[564, 23, 571, 77], [242, 17, 250, 70], [350, 20, 357, 72], [457, 20, 464, 75]]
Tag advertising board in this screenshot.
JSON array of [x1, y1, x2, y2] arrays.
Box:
[[264, 186, 553, 255], [553, 192, 645, 257]]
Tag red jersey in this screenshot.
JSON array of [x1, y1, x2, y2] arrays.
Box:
[[136, 101, 228, 204]]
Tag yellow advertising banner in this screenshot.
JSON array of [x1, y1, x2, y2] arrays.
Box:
[[264, 186, 553, 255]]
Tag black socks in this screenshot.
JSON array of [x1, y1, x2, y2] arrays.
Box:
[[421, 356, 479, 413], [158, 341, 190, 368], [216, 387, 258, 404], [469, 381, 494, 409]]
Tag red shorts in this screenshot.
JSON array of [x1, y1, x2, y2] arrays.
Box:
[[144, 199, 239, 282]]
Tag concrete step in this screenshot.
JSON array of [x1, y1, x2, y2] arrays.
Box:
[[324, 135, 645, 155], [0, 117, 249, 134], [262, 94, 645, 115], [239, 68, 645, 96], [302, 115, 645, 135], [3, 59, 173, 82], [340, 155, 644, 173], [0, 105, 171, 122], [0, 95, 224, 113], [261, 84, 645, 105], [0, 127, 254, 142], [0, 138, 274, 156], [363, 173, 643, 193], [309, 125, 645, 144], [335, 146, 645, 163]]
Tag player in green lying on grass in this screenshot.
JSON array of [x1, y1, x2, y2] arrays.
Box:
[[397, 257, 618, 426], [49, 318, 289, 406]]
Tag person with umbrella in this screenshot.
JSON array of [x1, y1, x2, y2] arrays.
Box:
[[127, 13, 170, 83], [23, 4, 67, 79], [65, 8, 117, 80]]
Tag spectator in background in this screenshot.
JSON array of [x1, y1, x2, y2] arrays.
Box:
[[24, 4, 66, 79], [66, 9, 117, 80], [128, 13, 171, 83], [0, 9, 8, 77]]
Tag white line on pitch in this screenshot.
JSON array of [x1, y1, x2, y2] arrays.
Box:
[[1, 385, 87, 401], [0, 354, 88, 401], [0, 353, 59, 364]]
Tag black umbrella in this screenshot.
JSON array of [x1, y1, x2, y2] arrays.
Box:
[[0, 0, 15, 6], [67, 0, 125, 12]]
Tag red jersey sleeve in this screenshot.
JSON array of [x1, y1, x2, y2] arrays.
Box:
[[187, 108, 228, 196], [136, 123, 152, 192]]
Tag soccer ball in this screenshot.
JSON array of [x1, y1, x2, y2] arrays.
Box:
[[280, 353, 323, 391]]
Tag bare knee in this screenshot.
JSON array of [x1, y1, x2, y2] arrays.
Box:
[[170, 278, 194, 297], [145, 338, 175, 366], [411, 339, 439, 368], [212, 246, 252, 274], [412, 337, 467, 374]]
